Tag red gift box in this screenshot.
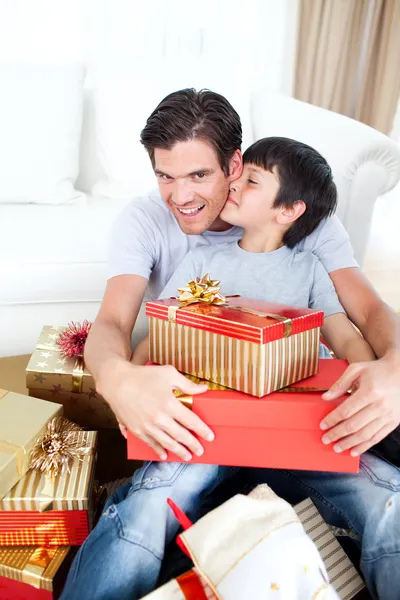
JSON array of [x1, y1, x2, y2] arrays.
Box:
[[0, 431, 97, 546], [127, 360, 359, 473], [146, 296, 323, 397], [0, 546, 73, 600]]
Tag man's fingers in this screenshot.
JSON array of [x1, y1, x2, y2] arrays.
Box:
[[146, 424, 193, 462], [322, 363, 364, 401], [321, 404, 379, 445], [351, 424, 394, 457], [323, 417, 387, 454], [168, 367, 209, 396], [118, 422, 128, 439], [320, 386, 371, 431], [138, 431, 168, 461], [159, 417, 205, 457], [173, 399, 215, 442]]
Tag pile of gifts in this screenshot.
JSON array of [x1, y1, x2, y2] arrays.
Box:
[[127, 275, 360, 473], [0, 388, 99, 599]]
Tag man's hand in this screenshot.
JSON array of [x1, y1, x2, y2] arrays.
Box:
[[98, 360, 214, 462], [319, 350, 400, 456]]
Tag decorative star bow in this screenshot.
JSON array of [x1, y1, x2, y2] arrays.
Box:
[[177, 274, 227, 306]]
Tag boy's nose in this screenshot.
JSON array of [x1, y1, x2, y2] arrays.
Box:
[[229, 182, 238, 193]]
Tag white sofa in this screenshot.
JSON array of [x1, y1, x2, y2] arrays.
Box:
[[1, 71, 400, 358]]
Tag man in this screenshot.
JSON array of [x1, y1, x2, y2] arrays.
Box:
[[61, 89, 400, 600]]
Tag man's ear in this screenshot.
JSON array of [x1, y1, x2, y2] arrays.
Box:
[[228, 150, 243, 181], [276, 201, 306, 225]]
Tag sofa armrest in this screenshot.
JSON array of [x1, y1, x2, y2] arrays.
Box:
[[251, 91, 400, 264]]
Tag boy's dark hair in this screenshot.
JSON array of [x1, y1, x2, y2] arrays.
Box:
[[243, 137, 337, 248], [140, 88, 242, 175]]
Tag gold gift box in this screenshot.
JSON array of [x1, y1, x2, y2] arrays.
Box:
[[0, 545, 73, 595], [26, 326, 117, 429], [0, 389, 62, 500], [0, 431, 97, 512]]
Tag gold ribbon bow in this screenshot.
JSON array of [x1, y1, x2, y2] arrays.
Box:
[[171, 275, 292, 337], [177, 274, 227, 306]]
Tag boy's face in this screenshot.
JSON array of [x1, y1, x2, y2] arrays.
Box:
[[220, 163, 281, 230], [154, 139, 242, 235]]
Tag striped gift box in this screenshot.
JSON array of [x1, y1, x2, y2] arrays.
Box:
[[0, 546, 73, 599], [146, 297, 323, 397], [0, 431, 97, 547]]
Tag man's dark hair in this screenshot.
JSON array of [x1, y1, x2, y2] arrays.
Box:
[[243, 137, 337, 248], [140, 88, 242, 175]]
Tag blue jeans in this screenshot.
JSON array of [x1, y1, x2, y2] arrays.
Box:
[[61, 453, 400, 600]]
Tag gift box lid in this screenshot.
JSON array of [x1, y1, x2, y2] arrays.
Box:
[[0, 431, 97, 512], [26, 325, 95, 394], [146, 297, 323, 344], [148, 359, 348, 430], [0, 390, 63, 500], [0, 545, 71, 591]]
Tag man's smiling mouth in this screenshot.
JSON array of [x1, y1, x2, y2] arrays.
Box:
[[177, 205, 205, 216]]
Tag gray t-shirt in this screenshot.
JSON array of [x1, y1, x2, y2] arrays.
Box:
[[108, 190, 358, 301], [160, 242, 345, 319]]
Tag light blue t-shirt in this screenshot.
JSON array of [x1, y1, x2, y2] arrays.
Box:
[[108, 190, 358, 301], [160, 242, 345, 319]]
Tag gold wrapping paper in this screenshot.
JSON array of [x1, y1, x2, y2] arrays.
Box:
[[26, 326, 95, 394], [149, 318, 320, 398], [0, 431, 97, 512], [0, 390, 62, 500], [0, 545, 71, 591], [27, 326, 117, 429]]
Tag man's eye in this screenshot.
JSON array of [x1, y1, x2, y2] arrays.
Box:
[[195, 172, 206, 179], [158, 174, 171, 180], [248, 178, 257, 184]]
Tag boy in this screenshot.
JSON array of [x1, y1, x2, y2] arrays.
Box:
[[133, 137, 374, 365]]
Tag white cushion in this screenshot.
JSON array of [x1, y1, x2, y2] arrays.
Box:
[[0, 62, 86, 205], [91, 57, 254, 200]]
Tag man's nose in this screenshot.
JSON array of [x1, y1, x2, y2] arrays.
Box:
[[173, 179, 195, 206]]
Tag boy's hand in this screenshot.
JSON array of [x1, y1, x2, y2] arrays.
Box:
[[98, 360, 214, 461], [319, 350, 400, 455]]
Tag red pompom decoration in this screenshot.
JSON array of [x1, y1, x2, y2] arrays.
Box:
[[57, 320, 92, 359]]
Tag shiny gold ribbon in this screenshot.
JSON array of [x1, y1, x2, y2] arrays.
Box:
[[35, 336, 85, 393], [22, 546, 57, 589], [228, 305, 293, 338]]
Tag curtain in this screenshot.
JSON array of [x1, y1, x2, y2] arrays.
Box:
[[295, 0, 400, 135]]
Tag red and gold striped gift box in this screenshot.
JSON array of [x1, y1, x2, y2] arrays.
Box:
[[0, 545, 73, 599], [146, 297, 324, 397], [0, 431, 97, 547]]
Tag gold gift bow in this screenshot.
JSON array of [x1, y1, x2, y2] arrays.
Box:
[[0, 389, 27, 477], [21, 546, 57, 589], [36, 335, 84, 393], [170, 275, 293, 337]]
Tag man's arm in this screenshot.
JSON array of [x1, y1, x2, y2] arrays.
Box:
[[85, 274, 214, 461], [319, 267, 400, 456]]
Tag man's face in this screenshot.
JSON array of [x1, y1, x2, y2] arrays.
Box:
[[220, 163, 281, 231], [154, 139, 241, 235]]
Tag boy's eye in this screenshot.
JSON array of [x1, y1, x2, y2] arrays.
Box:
[[248, 178, 257, 184]]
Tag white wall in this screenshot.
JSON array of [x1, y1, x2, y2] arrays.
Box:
[[0, 0, 298, 96]]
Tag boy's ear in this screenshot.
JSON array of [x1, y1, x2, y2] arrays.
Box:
[[276, 201, 306, 225], [228, 150, 243, 181]]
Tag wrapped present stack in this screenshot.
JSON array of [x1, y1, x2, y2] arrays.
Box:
[[0, 388, 98, 598], [26, 322, 117, 429], [128, 275, 360, 473]]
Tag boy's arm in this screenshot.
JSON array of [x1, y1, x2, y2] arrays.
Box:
[[321, 313, 375, 363]]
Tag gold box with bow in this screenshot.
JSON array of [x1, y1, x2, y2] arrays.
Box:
[[0, 545, 74, 599], [147, 276, 324, 397], [26, 326, 117, 429], [0, 389, 62, 500], [0, 431, 97, 547]]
